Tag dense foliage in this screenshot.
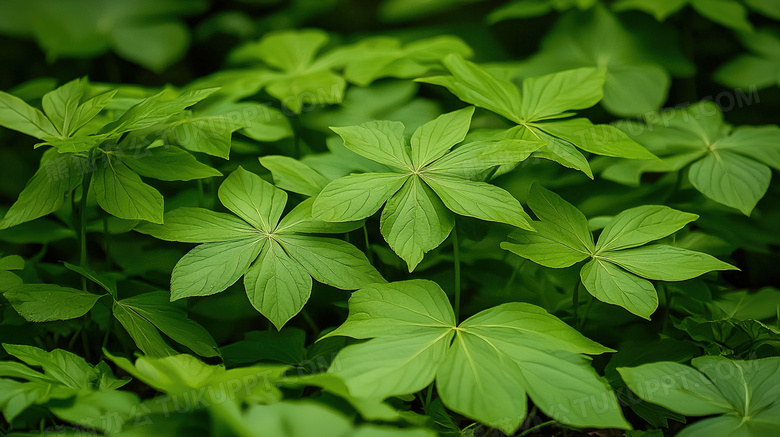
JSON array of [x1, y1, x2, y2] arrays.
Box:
[[1, 1, 779, 436]]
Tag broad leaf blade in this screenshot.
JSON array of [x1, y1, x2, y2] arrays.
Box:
[[596, 205, 699, 252], [4, 285, 101, 322], [218, 167, 287, 232], [603, 245, 738, 281], [93, 160, 164, 224], [580, 258, 658, 319]]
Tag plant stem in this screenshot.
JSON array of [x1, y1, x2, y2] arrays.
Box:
[[453, 226, 461, 324], [79, 170, 92, 291], [518, 420, 557, 437], [424, 384, 434, 410], [301, 309, 320, 338], [362, 224, 373, 265]]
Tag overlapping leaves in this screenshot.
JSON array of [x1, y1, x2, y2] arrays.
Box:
[[418, 54, 654, 178], [312, 107, 539, 271], [0, 79, 222, 228], [605, 101, 780, 215], [501, 184, 737, 318], [324, 279, 630, 434], [620, 356, 780, 437], [137, 167, 384, 329]]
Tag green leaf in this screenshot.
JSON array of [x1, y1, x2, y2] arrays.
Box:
[[520, 67, 605, 121], [331, 121, 412, 169], [418, 54, 522, 123], [123, 146, 221, 181], [715, 125, 780, 171], [0, 89, 59, 139], [537, 118, 655, 159], [218, 167, 287, 233], [580, 258, 659, 319], [596, 205, 699, 252], [244, 241, 312, 330], [102, 88, 218, 135], [170, 238, 265, 300], [410, 107, 474, 167], [689, 151, 772, 216], [619, 357, 780, 437], [501, 222, 591, 268], [110, 22, 189, 73], [423, 174, 533, 230], [380, 178, 455, 272], [260, 155, 330, 197], [41, 78, 84, 137], [426, 139, 543, 179], [276, 198, 365, 235], [527, 183, 593, 251], [278, 235, 384, 289], [114, 291, 219, 357], [236, 29, 328, 72], [0, 151, 82, 229], [312, 173, 408, 222], [135, 207, 259, 243], [612, 0, 688, 20], [325, 280, 456, 398], [603, 245, 738, 281], [70, 89, 116, 134], [3, 284, 102, 322], [3, 344, 96, 389], [690, 0, 752, 31], [327, 280, 627, 434], [63, 262, 117, 297], [93, 160, 164, 223], [112, 300, 178, 357]]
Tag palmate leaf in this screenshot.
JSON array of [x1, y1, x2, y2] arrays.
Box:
[[137, 167, 382, 329], [324, 280, 629, 434], [610, 101, 778, 215], [502, 185, 736, 319], [228, 29, 346, 114], [313, 108, 536, 271], [619, 356, 780, 437], [418, 54, 654, 178]]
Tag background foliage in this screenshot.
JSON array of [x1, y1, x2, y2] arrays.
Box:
[[1, 0, 779, 436]]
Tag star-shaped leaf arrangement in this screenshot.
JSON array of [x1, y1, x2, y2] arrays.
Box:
[[136, 167, 384, 329], [323, 279, 631, 435], [417, 54, 654, 178], [228, 29, 346, 114], [619, 356, 780, 437], [311, 107, 540, 271], [0, 80, 222, 228], [501, 184, 737, 319], [512, 4, 695, 116], [604, 101, 780, 216]]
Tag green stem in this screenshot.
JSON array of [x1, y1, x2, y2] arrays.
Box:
[[518, 420, 556, 437], [301, 309, 320, 338], [79, 168, 93, 265], [362, 224, 373, 265], [453, 226, 461, 324], [424, 384, 434, 410]]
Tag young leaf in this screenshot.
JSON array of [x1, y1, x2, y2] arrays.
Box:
[[113, 291, 219, 357], [244, 241, 312, 330], [259, 155, 330, 197], [326, 280, 628, 434], [218, 166, 287, 233], [142, 167, 384, 328], [0, 151, 82, 229], [596, 205, 699, 252], [603, 245, 739, 281], [122, 146, 222, 181], [93, 160, 164, 224], [313, 110, 534, 270], [519, 67, 605, 121], [619, 357, 780, 437], [3, 284, 102, 322], [41, 78, 84, 137], [380, 178, 455, 272], [0, 90, 59, 139], [503, 187, 735, 319]]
